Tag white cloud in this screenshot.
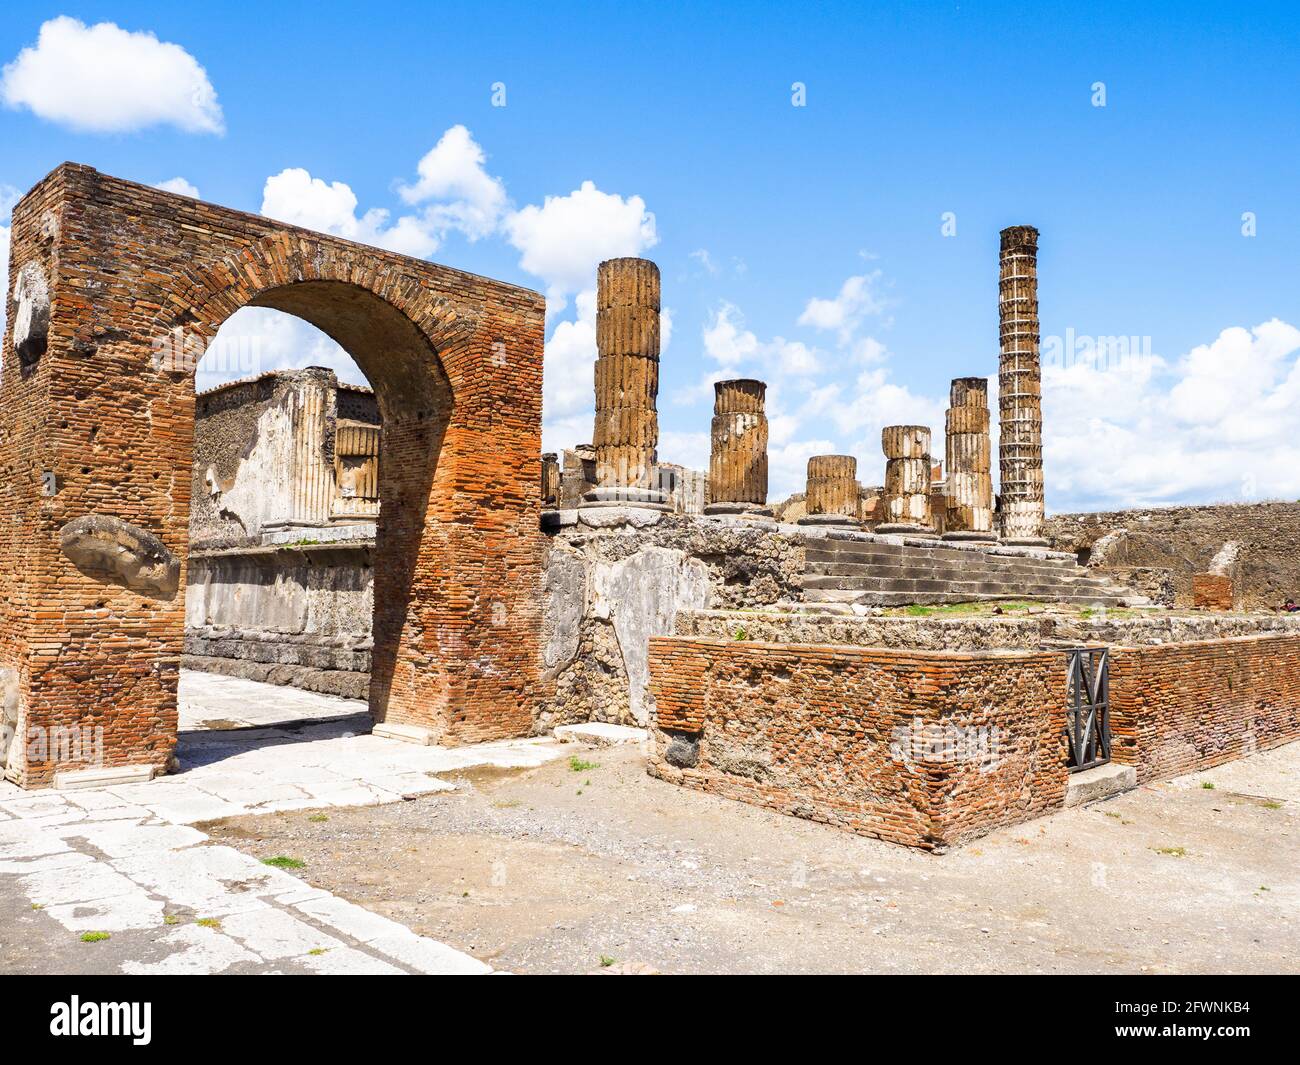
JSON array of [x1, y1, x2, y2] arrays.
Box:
[[260, 168, 437, 258], [397, 124, 507, 241], [1, 17, 223, 134], [797, 271, 888, 343], [702, 302, 759, 366], [1045, 319, 1300, 510], [154, 177, 199, 198], [196, 307, 365, 391], [505, 180, 657, 314], [689, 248, 718, 275]]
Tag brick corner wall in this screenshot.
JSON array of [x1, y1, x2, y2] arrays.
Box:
[[647, 636, 1069, 851]]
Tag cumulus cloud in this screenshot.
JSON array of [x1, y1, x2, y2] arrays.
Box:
[[196, 307, 365, 392], [397, 124, 507, 240], [261, 168, 437, 258], [1, 17, 223, 134], [797, 271, 889, 343], [153, 177, 199, 198], [1045, 319, 1300, 510], [505, 180, 657, 314]]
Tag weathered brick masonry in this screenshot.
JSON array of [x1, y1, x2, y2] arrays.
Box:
[[0, 164, 546, 787], [1109, 634, 1300, 783], [647, 636, 1068, 851]]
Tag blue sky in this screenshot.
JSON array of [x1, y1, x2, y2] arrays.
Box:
[[2, 2, 1298, 509]]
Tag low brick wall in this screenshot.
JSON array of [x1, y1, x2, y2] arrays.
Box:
[[1110, 633, 1300, 782], [647, 637, 1069, 851]]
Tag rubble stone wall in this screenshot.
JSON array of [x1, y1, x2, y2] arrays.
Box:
[[1045, 502, 1300, 609]]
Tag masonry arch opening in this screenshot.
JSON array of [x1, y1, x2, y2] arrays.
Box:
[[0, 167, 543, 790], [182, 299, 418, 744]]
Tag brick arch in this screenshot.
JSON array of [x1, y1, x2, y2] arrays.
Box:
[[0, 164, 546, 788]]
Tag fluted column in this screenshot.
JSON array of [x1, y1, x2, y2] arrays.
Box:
[[798, 455, 859, 526], [877, 425, 936, 535], [943, 378, 996, 541], [704, 379, 772, 518], [541, 452, 560, 508], [584, 257, 668, 508], [998, 225, 1047, 544]]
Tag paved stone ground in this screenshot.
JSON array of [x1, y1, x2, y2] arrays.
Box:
[[3, 671, 1297, 975], [0, 671, 568, 974], [207, 738, 1300, 975]]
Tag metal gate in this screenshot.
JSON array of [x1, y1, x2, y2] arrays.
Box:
[[1066, 647, 1110, 772]]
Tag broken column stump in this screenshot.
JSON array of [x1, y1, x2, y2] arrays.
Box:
[[877, 425, 936, 536], [799, 455, 859, 526], [943, 377, 997, 541], [704, 378, 772, 519]]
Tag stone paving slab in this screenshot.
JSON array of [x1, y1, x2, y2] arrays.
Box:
[[0, 671, 581, 975]]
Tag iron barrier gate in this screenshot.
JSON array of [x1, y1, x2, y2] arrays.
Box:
[[1066, 647, 1111, 772]]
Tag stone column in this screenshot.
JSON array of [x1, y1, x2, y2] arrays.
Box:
[[998, 225, 1047, 544], [541, 452, 560, 508], [704, 379, 772, 518], [877, 425, 936, 535], [584, 257, 668, 508], [798, 455, 858, 525], [943, 377, 996, 541]]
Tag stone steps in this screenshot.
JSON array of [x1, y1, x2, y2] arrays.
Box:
[[799, 535, 1144, 607]]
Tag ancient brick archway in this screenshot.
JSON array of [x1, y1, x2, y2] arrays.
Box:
[[0, 164, 546, 789]]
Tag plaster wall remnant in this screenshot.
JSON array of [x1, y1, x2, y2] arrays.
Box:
[[800, 455, 858, 525], [1, 667, 20, 778], [998, 225, 1047, 545], [705, 378, 772, 518], [878, 425, 935, 534], [0, 163, 544, 788], [586, 257, 668, 508], [943, 378, 996, 541], [12, 261, 51, 368], [192, 368, 378, 544]]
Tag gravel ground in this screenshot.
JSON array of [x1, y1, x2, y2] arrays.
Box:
[[203, 740, 1300, 975]]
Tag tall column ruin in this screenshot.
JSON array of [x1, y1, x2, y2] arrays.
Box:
[[877, 425, 936, 535], [584, 257, 668, 509], [799, 455, 859, 525], [998, 225, 1047, 544], [704, 378, 772, 518], [943, 377, 996, 541]]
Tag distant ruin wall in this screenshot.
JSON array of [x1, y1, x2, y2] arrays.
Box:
[[646, 637, 1068, 851], [1110, 633, 1300, 783], [536, 514, 804, 733], [1045, 501, 1300, 609], [183, 544, 373, 699]]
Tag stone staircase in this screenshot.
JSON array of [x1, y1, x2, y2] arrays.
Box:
[[801, 533, 1147, 607]]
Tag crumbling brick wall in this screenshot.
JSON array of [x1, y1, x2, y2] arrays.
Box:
[[646, 636, 1068, 851], [0, 164, 545, 787], [1045, 502, 1300, 609], [1109, 633, 1300, 783]]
